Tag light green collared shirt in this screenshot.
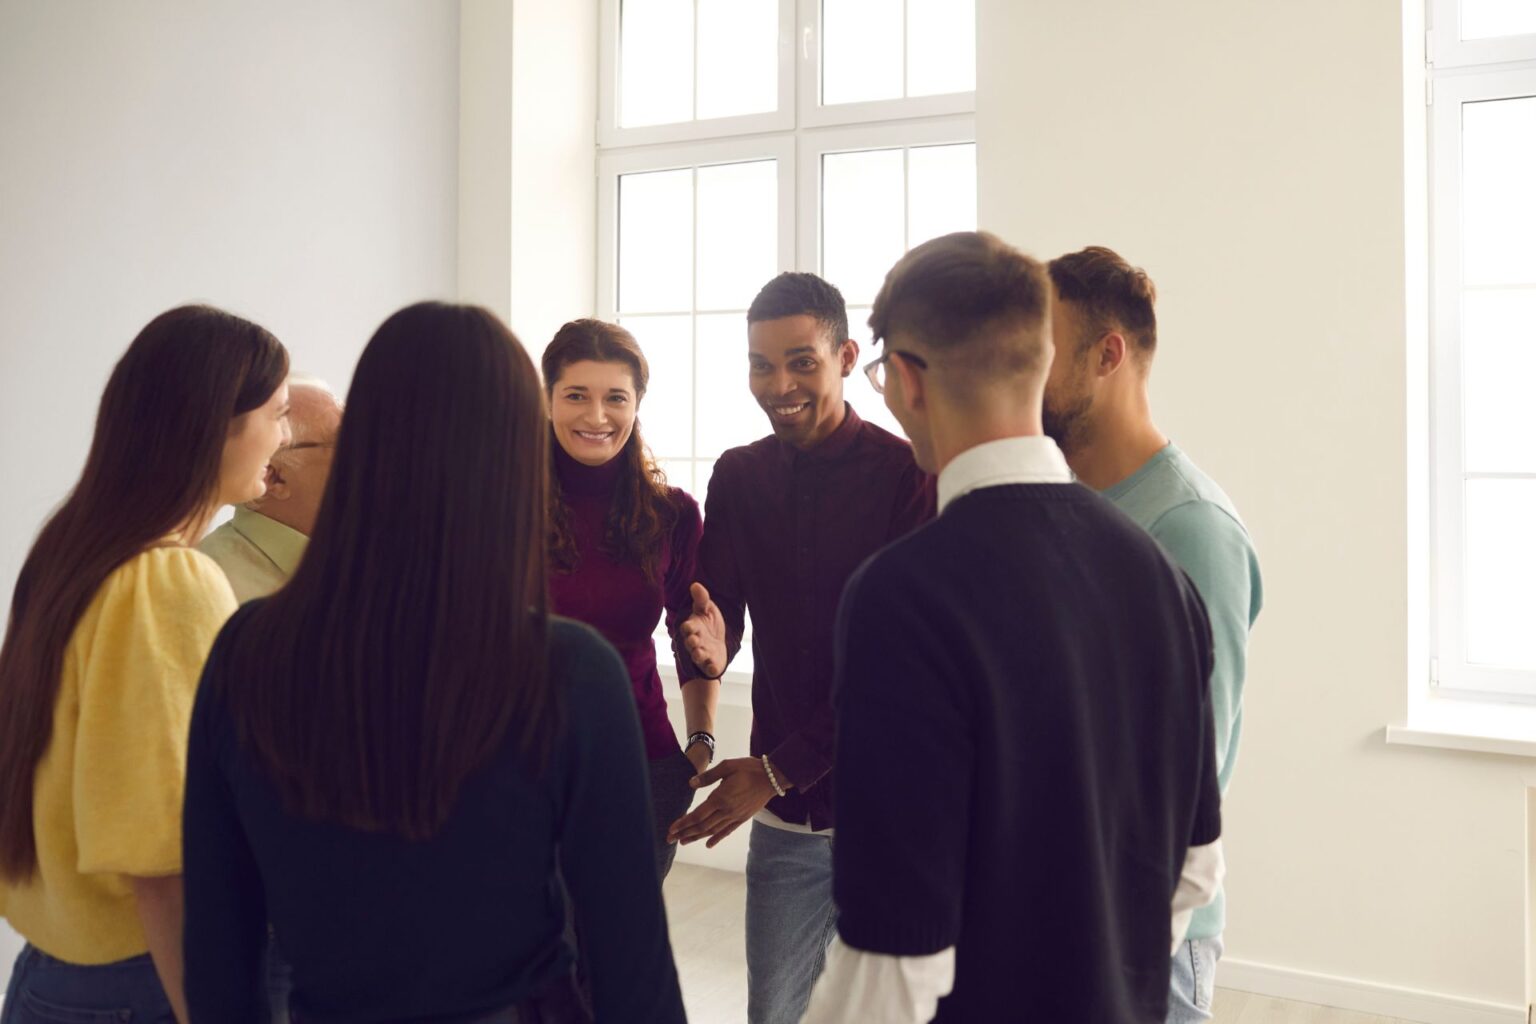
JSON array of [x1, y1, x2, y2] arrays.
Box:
[[197, 507, 308, 603]]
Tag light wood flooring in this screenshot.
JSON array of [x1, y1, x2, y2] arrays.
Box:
[[663, 864, 1417, 1024]]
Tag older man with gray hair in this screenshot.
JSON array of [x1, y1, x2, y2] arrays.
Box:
[[197, 377, 341, 1024], [201, 377, 342, 602]]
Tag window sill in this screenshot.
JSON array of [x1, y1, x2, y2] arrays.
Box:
[[1386, 696, 1536, 758]]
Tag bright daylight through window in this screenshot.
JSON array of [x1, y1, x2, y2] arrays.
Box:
[[1428, 0, 1536, 696], [598, 0, 975, 671]]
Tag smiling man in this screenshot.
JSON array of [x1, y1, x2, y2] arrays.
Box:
[[668, 272, 934, 1024]]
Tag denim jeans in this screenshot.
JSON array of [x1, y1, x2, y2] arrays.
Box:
[[1, 945, 174, 1024], [1167, 935, 1223, 1024], [744, 820, 836, 1024]]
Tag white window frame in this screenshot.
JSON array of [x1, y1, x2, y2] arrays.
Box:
[[795, 118, 977, 274], [596, 135, 798, 323], [596, 0, 974, 692], [1428, 54, 1536, 697], [599, 0, 975, 146], [795, 0, 975, 128], [1429, 0, 1536, 69], [597, 0, 798, 149]]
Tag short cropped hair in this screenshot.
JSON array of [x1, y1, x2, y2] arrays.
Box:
[[1047, 246, 1158, 356], [747, 272, 850, 349], [868, 231, 1050, 378]]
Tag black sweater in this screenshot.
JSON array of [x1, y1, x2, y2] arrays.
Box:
[[831, 483, 1222, 1023], [183, 610, 685, 1024]]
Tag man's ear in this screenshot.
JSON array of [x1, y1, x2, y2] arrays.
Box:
[[1096, 332, 1128, 378], [890, 350, 926, 414], [264, 463, 291, 502], [838, 338, 860, 378]]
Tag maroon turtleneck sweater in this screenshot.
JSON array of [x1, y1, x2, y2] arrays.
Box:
[[548, 444, 703, 760]]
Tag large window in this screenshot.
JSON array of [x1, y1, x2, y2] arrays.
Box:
[[598, 0, 976, 500], [1429, 0, 1536, 697]]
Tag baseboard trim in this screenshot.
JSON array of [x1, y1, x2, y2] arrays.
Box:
[[1220, 958, 1525, 1024]]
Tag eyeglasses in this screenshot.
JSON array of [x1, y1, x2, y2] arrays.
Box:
[[863, 349, 928, 395]]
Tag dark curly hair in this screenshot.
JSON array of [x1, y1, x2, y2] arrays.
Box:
[[542, 319, 678, 583]]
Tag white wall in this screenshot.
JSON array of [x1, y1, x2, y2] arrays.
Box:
[[668, 683, 755, 872], [458, 0, 597, 351], [979, 0, 1527, 1014], [0, 0, 460, 979]]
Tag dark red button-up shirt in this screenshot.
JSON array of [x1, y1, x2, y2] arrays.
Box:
[[678, 404, 935, 830]]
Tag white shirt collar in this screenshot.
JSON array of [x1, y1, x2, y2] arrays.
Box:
[[937, 436, 1073, 514]]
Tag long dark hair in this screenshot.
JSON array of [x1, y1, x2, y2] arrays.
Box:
[[218, 302, 553, 840], [542, 319, 678, 583], [0, 305, 288, 881]]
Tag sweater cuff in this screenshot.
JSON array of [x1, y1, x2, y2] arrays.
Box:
[[837, 912, 957, 958]]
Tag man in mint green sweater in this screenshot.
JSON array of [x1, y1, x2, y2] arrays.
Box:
[[1043, 246, 1264, 1024]]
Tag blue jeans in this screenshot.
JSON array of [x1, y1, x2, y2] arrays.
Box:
[[1167, 935, 1223, 1023], [744, 821, 836, 1024], [1, 945, 174, 1024]]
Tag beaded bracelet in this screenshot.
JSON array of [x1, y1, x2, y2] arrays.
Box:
[[762, 755, 787, 798]]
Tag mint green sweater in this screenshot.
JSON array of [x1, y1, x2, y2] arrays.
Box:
[[1104, 444, 1263, 941]]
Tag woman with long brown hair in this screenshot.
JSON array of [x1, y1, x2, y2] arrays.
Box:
[[182, 303, 684, 1024], [0, 305, 290, 1023], [543, 319, 711, 878]]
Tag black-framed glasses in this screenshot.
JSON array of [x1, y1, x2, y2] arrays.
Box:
[[863, 349, 928, 395]]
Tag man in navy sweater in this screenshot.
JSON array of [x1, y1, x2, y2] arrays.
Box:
[[803, 232, 1225, 1023]]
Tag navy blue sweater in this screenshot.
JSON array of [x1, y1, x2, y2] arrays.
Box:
[[183, 610, 684, 1024], [832, 483, 1222, 1023]]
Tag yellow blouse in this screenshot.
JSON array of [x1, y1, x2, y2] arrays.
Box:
[[0, 546, 236, 964]]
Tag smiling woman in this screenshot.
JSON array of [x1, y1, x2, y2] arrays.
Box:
[[550, 355, 640, 467], [0, 305, 289, 1024], [540, 318, 714, 883]]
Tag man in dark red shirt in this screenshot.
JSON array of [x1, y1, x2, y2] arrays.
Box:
[[667, 272, 934, 1024]]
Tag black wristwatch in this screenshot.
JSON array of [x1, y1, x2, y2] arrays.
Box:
[[686, 731, 716, 764]]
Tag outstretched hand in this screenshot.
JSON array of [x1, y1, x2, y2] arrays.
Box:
[[679, 582, 729, 678], [666, 757, 780, 849]]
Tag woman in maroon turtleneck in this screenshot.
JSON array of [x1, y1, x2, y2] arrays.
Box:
[[542, 319, 711, 878]]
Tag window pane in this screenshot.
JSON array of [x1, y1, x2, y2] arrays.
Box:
[[619, 169, 694, 313], [1465, 479, 1536, 669], [620, 0, 694, 127], [695, 313, 766, 456], [620, 315, 694, 458], [657, 458, 694, 495], [1463, 96, 1536, 287], [822, 148, 906, 306], [1463, 288, 1536, 474], [697, 0, 779, 120], [846, 304, 906, 438], [696, 161, 778, 311], [822, 0, 903, 105], [907, 0, 975, 96], [1462, 0, 1536, 39], [907, 143, 977, 247]]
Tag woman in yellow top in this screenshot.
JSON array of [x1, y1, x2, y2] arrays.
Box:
[[0, 305, 290, 1024]]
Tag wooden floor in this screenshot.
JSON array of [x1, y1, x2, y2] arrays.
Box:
[[663, 864, 1416, 1024]]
